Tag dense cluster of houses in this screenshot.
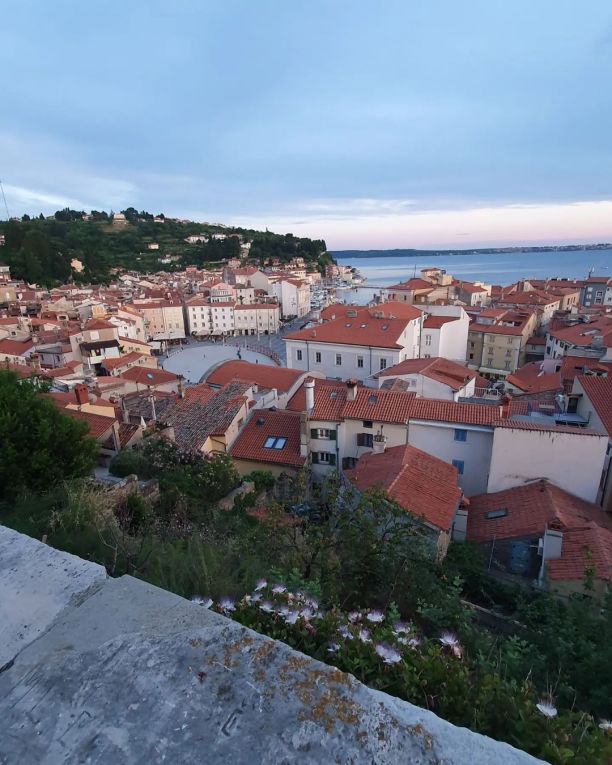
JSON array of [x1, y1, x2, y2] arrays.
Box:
[[2, 257, 612, 599]]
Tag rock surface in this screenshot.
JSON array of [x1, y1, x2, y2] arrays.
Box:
[[0, 526, 545, 764]]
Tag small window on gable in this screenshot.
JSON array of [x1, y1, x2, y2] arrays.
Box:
[[367, 394, 378, 405], [454, 429, 467, 442], [264, 436, 287, 450], [485, 508, 508, 520]]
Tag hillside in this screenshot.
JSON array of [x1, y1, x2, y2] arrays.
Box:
[[0, 208, 330, 285]]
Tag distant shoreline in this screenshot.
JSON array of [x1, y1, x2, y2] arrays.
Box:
[[332, 245, 612, 259]]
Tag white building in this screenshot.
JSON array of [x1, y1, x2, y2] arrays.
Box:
[[270, 277, 310, 319], [376, 357, 478, 400], [284, 303, 423, 382], [418, 305, 469, 363]]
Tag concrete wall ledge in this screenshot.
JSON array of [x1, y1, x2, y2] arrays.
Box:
[[0, 526, 545, 764]]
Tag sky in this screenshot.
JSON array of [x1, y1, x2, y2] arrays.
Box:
[[1, 0, 612, 250]]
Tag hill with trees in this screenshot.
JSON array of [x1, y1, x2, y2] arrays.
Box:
[[0, 208, 330, 286]]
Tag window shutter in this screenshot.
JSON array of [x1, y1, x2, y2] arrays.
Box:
[[310, 428, 318, 439], [311, 452, 319, 464], [329, 429, 337, 441], [357, 433, 365, 446], [329, 454, 336, 466]]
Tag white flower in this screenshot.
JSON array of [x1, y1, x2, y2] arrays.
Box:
[[337, 625, 353, 640], [439, 631, 460, 649], [250, 592, 262, 603], [392, 622, 410, 635], [284, 610, 300, 625], [254, 579, 267, 592], [299, 606, 315, 620], [348, 611, 362, 623], [536, 701, 558, 719], [396, 635, 410, 645], [218, 597, 235, 614], [599, 720, 612, 732], [271, 583, 286, 594], [191, 596, 213, 609], [375, 643, 401, 665], [366, 610, 384, 624], [327, 642, 341, 653], [358, 628, 371, 643], [259, 600, 274, 613], [278, 605, 290, 617], [407, 637, 421, 649], [306, 598, 319, 611]]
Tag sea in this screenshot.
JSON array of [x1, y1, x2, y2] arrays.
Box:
[[332, 249, 612, 303]]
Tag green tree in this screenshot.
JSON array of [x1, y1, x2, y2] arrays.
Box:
[[0, 371, 98, 502]]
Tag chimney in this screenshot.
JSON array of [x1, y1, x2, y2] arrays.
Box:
[[372, 432, 387, 454], [299, 413, 309, 458], [346, 379, 358, 401], [500, 393, 512, 419], [304, 378, 315, 414], [74, 383, 89, 406], [111, 421, 121, 452], [178, 376, 185, 399]]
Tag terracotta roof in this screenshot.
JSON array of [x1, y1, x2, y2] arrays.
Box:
[[526, 335, 547, 346], [206, 360, 302, 393], [162, 380, 251, 452], [345, 444, 460, 532], [387, 278, 433, 291], [234, 303, 278, 310], [469, 322, 525, 337], [286, 379, 347, 420], [548, 316, 612, 346], [505, 362, 562, 394], [423, 315, 457, 328], [0, 339, 34, 356], [467, 481, 612, 583], [457, 283, 488, 294], [492, 419, 603, 435], [341, 388, 415, 424], [101, 352, 148, 371], [378, 357, 476, 391], [63, 408, 116, 440], [230, 409, 305, 468], [84, 319, 116, 330], [410, 398, 499, 426], [122, 366, 179, 386], [577, 374, 612, 437], [284, 304, 420, 349]]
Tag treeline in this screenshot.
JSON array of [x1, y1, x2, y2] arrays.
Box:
[[0, 208, 329, 286]]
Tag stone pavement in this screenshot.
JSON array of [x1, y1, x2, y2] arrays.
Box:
[[0, 526, 545, 765]]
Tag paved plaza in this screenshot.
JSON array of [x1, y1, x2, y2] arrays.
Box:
[[161, 341, 277, 383]]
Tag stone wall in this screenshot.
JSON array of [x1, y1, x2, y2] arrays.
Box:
[[0, 525, 545, 764]]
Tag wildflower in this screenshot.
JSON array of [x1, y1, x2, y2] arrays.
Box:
[[306, 598, 319, 611], [278, 605, 290, 617], [396, 635, 410, 645], [348, 611, 362, 624], [218, 597, 235, 614], [271, 583, 286, 594], [599, 720, 612, 733], [191, 596, 213, 609], [357, 628, 371, 643], [327, 642, 341, 653], [337, 625, 353, 640], [536, 701, 558, 719], [375, 643, 402, 665], [284, 610, 300, 625], [366, 610, 384, 624], [439, 631, 460, 649], [250, 592, 262, 603], [392, 622, 410, 636], [407, 637, 421, 649], [259, 600, 274, 613], [254, 579, 267, 592]]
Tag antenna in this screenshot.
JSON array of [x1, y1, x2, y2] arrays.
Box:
[[0, 179, 9, 220]]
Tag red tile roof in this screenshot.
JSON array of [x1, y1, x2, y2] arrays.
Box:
[[505, 362, 562, 394], [205, 360, 302, 393], [423, 315, 457, 328], [378, 357, 477, 391], [467, 481, 612, 583], [410, 398, 499, 426], [101, 352, 148, 371], [548, 316, 612, 346], [63, 408, 116, 440], [491, 419, 603, 435], [0, 339, 34, 356], [576, 374, 612, 437], [122, 366, 179, 386], [285, 304, 420, 349], [387, 278, 433, 291], [341, 388, 416, 424], [84, 319, 116, 330], [345, 444, 460, 532], [286, 379, 347, 420], [230, 409, 305, 468]]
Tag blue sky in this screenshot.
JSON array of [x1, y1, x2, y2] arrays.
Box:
[[2, 1, 612, 249]]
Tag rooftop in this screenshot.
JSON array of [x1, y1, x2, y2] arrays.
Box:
[[576, 374, 612, 437], [346, 444, 460, 532], [230, 409, 306, 468], [206, 360, 303, 393]]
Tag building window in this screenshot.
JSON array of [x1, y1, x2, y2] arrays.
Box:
[[357, 432, 374, 448], [335, 353, 342, 366], [314, 451, 336, 465], [263, 436, 287, 450], [454, 429, 467, 442], [315, 352, 321, 363], [470, 341, 475, 348], [357, 356, 364, 368], [505, 349, 511, 357], [507, 337, 513, 344], [379, 358, 387, 370], [362, 420, 373, 428], [452, 459, 464, 475], [469, 353, 474, 360], [425, 334, 431, 346], [311, 427, 336, 440], [296, 349, 303, 361], [504, 361, 511, 370], [487, 346, 494, 355]]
